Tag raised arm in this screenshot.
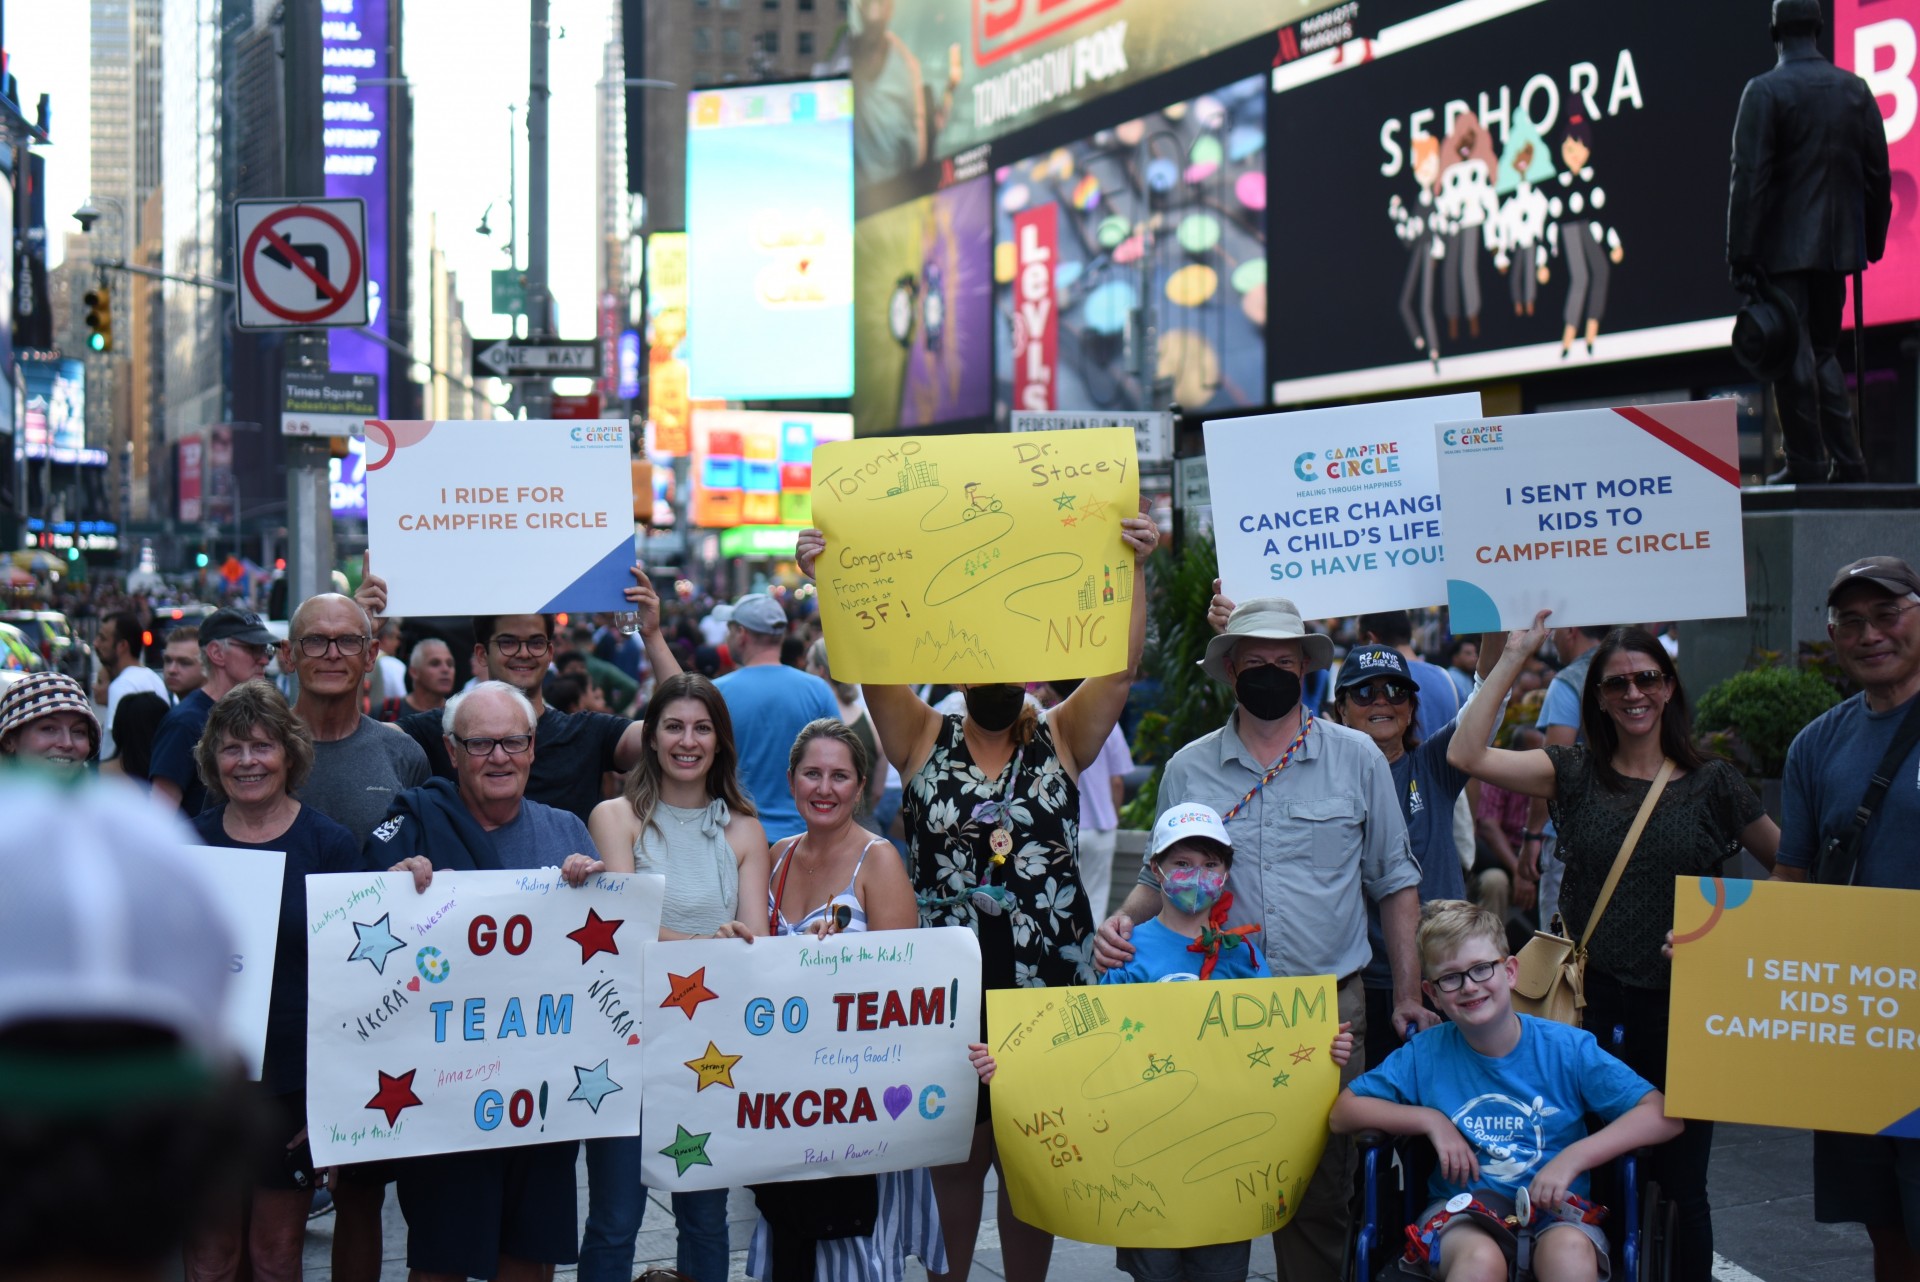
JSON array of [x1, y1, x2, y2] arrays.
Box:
[[627, 563, 682, 686], [614, 565, 682, 769], [795, 527, 941, 776], [1048, 510, 1157, 777], [1447, 609, 1558, 799]]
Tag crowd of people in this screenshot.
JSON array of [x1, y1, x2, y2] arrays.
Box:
[[1, 535, 1915, 1282]]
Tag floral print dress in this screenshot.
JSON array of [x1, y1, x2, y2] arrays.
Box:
[[903, 713, 1096, 990]]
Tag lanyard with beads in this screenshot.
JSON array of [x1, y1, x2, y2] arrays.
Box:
[[1219, 712, 1313, 823]]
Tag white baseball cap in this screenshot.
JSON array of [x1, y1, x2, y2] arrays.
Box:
[[1149, 802, 1233, 858], [0, 774, 236, 1058]]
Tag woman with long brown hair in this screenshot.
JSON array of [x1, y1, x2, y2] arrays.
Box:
[[577, 672, 771, 1282]]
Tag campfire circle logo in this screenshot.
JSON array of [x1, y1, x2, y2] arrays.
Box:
[[1442, 424, 1505, 450], [568, 425, 625, 448], [1294, 442, 1403, 484], [1449, 1091, 1557, 1184]]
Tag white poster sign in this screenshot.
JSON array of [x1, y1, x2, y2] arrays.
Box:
[[640, 928, 982, 1191], [180, 845, 286, 1081], [1204, 394, 1480, 617], [364, 419, 638, 617], [1435, 399, 1746, 630], [305, 869, 665, 1166]]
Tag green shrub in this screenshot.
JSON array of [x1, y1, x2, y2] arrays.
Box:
[[1118, 535, 1234, 829], [1695, 665, 1841, 778]]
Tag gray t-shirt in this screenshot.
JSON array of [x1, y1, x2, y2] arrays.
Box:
[[489, 798, 594, 870], [300, 715, 431, 845]]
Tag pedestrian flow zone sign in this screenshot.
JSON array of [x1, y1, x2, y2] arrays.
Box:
[[234, 198, 370, 331]]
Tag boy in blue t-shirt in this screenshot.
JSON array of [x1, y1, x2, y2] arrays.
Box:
[[1330, 900, 1681, 1281], [970, 803, 1353, 1282]]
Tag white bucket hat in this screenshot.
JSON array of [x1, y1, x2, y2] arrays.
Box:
[[1199, 597, 1335, 683]]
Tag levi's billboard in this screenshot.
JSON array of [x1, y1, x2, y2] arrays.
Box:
[[1265, 0, 1769, 405], [1838, 0, 1920, 326], [855, 0, 1344, 189]]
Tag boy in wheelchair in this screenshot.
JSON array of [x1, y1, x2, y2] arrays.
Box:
[[1329, 902, 1680, 1281]]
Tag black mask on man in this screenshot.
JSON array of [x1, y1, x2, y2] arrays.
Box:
[[964, 684, 1026, 732], [1234, 665, 1301, 722]]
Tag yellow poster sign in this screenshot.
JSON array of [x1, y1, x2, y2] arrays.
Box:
[[811, 429, 1140, 684], [1668, 877, 1920, 1137], [985, 977, 1338, 1248]]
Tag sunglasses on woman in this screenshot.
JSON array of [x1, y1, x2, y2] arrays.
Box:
[[1599, 670, 1668, 696], [1348, 681, 1412, 707]]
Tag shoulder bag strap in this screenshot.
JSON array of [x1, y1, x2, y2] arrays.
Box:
[[1576, 758, 1675, 957], [1817, 697, 1920, 885]]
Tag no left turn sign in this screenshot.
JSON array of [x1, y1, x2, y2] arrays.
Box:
[[234, 198, 370, 330]]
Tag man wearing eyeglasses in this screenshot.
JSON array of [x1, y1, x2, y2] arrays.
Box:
[[148, 606, 275, 815], [1774, 555, 1920, 1276], [367, 680, 600, 1282], [288, 593, 430, 845]]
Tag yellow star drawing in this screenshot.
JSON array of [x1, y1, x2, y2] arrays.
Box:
[[684, 1041, 743, 1091]]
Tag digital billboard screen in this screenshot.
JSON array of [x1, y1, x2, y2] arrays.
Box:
[[1265, 0, 1765, 404], [992, 73, 1268, 418], [1838, 0, 1920, 326], [854, 173, 994, 437], [685, 81, 853, 400], [690, 409, 852, 529], [323, 0, 392, 414], [855, 0, 1338, 190], [19, 358, 91, 464]]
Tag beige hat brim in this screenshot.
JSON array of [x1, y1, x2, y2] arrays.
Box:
[[1199, 629, 1334, 684]]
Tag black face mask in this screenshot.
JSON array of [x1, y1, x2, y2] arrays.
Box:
[[964, 684, 1027, 732], [1235, 665, 1302, 722]]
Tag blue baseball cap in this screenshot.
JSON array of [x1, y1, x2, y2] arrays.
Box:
[[1335, 644, 1413, 691]]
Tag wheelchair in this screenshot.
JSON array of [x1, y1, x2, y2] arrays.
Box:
[[1349, 1025, 1674, 1282]]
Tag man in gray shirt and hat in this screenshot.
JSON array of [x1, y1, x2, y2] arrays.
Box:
[[1096, 598, 1430, 1282]]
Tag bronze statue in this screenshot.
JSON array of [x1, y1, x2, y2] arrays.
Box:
[[1728, 0, 1891, 484]]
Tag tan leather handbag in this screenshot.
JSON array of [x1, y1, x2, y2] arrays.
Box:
[[1510, 759, 1674, 1026]]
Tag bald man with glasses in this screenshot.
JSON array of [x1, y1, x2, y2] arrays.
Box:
[[288, 592, 430, 846]]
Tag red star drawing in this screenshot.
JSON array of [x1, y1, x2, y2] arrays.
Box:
[[366, 1069, 423, 1126], [567, 908, 624, 963], [1289, 1044, 1317, 1065], [662, 967, 719, 1019]]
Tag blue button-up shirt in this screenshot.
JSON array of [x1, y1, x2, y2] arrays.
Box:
[[1145, 713, 1418, 980]]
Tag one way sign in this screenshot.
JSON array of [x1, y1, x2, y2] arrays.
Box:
[[235, 198, 370, 331], [474, 337, 601, 378]]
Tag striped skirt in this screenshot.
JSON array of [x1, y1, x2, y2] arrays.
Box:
[[745, 1166, 948, 1282]]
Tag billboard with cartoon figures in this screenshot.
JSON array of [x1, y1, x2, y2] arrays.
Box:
[[992, 73, 1268, 419], [854, 175, 996, 437], [1266, 0, 1767, 404], [852, 0, 1340, 192]]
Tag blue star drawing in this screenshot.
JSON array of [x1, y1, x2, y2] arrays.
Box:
[[347, 914, 406, 974], [570, 1060, 624, 1113]]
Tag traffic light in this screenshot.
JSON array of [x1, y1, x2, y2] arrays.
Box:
[[84, 281, 113, 353], [195, 551, 209, 569]]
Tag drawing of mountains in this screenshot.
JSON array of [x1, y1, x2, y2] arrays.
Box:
[[909, 621, 996, 672]]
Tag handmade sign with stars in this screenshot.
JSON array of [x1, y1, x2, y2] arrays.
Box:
[[305, 868, 665, 1166], [638, 927, 982, 1192], [985, 975, 1339, 1248]]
